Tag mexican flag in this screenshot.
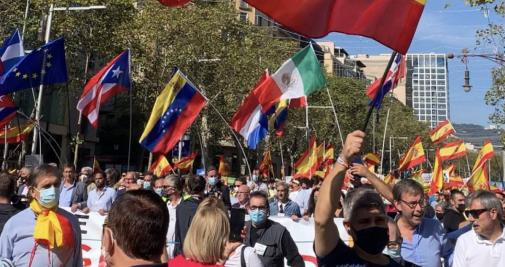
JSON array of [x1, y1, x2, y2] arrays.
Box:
[[267, 45, 326, 102]]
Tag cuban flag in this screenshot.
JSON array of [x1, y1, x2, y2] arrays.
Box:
[[367, 53, 405, 109], [0, 95, 17, 129], [0, 29, 25, 76], [77, 50, 131, 128]]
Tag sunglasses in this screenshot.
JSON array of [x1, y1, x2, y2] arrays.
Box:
[[464, 208, 489, 218]]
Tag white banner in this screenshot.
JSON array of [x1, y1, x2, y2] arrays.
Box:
[[67, 210, 349, 267]]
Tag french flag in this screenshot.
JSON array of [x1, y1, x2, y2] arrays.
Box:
[[230, 71, 276, 149], [0, 29, 25, 76], [77, 50, 130, 128]]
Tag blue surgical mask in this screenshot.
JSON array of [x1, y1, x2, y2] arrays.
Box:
[[250, 209, 267, 225], [154, 188, 163, 196], [143, 181, 151, 189], [38, 186, 58, 208], [208, 176, 218, 186]]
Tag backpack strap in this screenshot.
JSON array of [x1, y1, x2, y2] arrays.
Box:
[[240, 245, 247, 267]]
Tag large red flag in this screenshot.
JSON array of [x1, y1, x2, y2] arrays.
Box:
[[245, 0, 426, 54]]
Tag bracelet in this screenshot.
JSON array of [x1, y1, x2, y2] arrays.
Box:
[[336, 156, 349, 169]]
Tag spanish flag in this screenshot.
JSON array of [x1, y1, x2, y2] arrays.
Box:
[[139, 68, 206, 155], [322, 144, 335, 166], [0, 122, 34, 144], [150, 155, 173, 177], [258, 150, 272, 178], [428, 150, 444, 195], [173, 152, 197, 172], [430, 120, 455, 144], [294, 138, 319, 178], [217, 155, 229, 176], [439, 140, 467, 161], [397, 136, 426, 171], [384, 172, 396, 187], [467, 140, 494, 192], [364, 153, 380, 166], [245, 0, 425, 54]]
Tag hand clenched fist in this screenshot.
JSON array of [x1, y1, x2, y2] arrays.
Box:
[[340, 130, 365, 163]]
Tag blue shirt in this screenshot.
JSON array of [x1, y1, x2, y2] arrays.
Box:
[[401, 217, 451, 267], [0, 207, 82, 266], [59, 182, 76, 207], [86, 187, 116, 212]]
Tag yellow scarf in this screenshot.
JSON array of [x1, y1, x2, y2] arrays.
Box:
[[30, 200, 74, 249]]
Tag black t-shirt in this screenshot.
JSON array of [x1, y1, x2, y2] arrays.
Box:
[[442, 208, 465, 233], [317, 239, 403, 267]]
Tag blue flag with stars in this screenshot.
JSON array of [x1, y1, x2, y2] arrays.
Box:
[[0, 37, 68, 94]]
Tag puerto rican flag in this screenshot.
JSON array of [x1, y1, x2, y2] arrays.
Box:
[[0, 29, 24, 76], [366, 53, 405, 108], [77, 50, 131, 128], [0, 95, 17, 129]]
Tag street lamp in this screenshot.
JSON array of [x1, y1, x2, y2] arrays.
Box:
[[447, 50, 505, 93]]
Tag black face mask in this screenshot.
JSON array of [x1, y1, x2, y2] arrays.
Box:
[[352, 226, 389, 255], [457, 204, 466, 213], [435, 212, 444, 220]]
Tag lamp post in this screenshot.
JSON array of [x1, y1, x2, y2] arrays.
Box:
[[30, 4, 106, 161], [447, 49, 505, 93]]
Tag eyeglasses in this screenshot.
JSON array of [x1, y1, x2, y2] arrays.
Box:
[[464, 209, 489, 218], [237, 191, 250, 194], [400, 199, 425, 209]]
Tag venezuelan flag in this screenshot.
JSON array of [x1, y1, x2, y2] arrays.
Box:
[[140, 69, 206, 154]]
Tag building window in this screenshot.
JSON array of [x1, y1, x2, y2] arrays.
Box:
[[437, 56, 445, 67], [239, 12, 248, 22]]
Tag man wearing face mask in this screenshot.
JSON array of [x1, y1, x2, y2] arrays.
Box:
[[164, 175, 182, 259], [143, 172, 155, 190], [0, 164, 82, 266], [315, 131, 402, 267], [244, 191, 304, 267], [249, 169, 269, 194], [101, 190, 168, 266], [442, 189, 468, 233], [205, 166, 231, 209]]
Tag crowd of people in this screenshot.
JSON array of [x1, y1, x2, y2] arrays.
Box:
[[0, 130, 504, 266]]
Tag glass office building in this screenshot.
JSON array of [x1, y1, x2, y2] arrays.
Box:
[[406, 54, 449, 128]]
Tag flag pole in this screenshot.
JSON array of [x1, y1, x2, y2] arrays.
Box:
[[31, 4, 53, 161], [2, 124, 8, 170], [325, 88, 344, 147], [279, 140, 285, 179], [205, 101, 252, 179], [379, 108, 390, 175], [127, 85, 132, 171], [362, 51, 398, 132]]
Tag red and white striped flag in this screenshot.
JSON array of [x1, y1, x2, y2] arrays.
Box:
[[77, 50, 131, 128]]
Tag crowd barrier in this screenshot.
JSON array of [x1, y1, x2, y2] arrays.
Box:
[[64, 209, 350, 267]]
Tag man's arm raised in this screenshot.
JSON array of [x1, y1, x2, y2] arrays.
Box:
[[314, 130, 365, 257]]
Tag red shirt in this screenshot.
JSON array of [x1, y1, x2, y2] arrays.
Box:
[[168, 256, 223, 267]]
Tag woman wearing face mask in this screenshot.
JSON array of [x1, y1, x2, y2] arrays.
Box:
[[0, 164, 82, 266]]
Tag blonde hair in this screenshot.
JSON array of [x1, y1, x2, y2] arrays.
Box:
[[183, 206, 230, 264], [198, 196, 227, 213]]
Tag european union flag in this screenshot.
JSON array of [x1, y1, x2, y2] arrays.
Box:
[[0, 37, 68, 95]]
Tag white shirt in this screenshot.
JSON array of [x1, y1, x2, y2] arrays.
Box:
[[290, 188, 311, 214], [225, 244, 264, 267], [166, 198, 182, 259], [453, 226, 505, 267]]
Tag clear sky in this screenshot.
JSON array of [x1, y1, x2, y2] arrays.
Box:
[[319, 0, 504, 127]]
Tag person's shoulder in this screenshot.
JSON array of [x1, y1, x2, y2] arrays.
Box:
[[422, 217, 442, 228], [457, 228, 476, 243], [287, 199, 300, 208], [56, 208, 81, 227], [3, 207, 33, 226]]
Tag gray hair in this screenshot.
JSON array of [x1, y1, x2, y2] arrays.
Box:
[[393, 179, 424, 201], [468, 190, 503, 220], [81, 166, 93, 176], [276, 182, 289, 192], [343, 187, 385, 222], [165, 175, 182, 191]]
